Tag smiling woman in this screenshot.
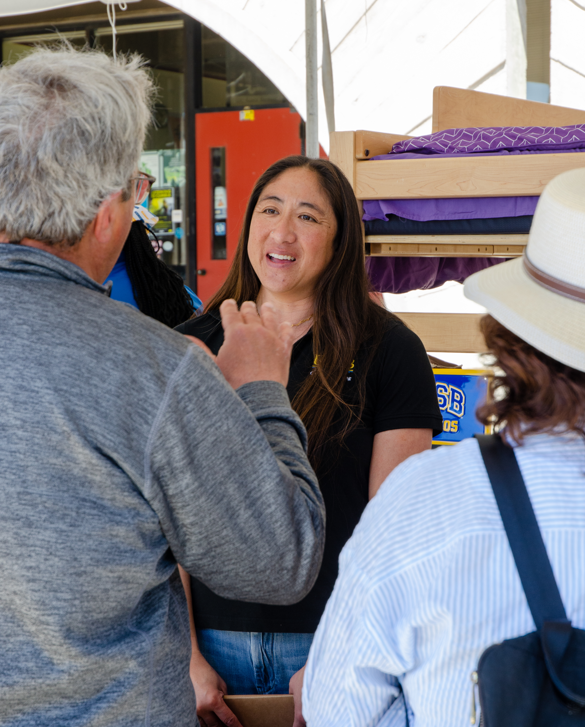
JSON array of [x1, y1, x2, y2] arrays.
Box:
[[248, 167, 337, 305], [175, 155, 442, 727]]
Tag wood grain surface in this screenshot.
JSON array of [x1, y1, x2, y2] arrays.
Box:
[[432, 86, 585, 132], [397, 313, 486, 353], [355, 153, 585, 199]]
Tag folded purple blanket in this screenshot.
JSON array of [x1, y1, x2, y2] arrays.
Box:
[[390, 124, 585, 155], [363, 195, 538, 222]]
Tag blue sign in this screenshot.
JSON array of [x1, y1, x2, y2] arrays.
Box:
[[433, 369, 490, 445], [214, 221, 226, 236]]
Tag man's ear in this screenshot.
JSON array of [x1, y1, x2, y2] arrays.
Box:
[[92, 193, 121, 245]]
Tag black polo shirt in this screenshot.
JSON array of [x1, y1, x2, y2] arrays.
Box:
[[176, 310, 442, 633]]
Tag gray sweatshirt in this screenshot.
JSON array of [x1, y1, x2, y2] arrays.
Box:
[[0, 245, 325, 727]]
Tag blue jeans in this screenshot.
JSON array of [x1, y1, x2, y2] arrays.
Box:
[[197, 629, 314, 695]]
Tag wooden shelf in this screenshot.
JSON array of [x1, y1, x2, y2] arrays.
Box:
[[330, 88, 585, 354], [355, 130, 413, 159], [366, 234, 527, 257], [355, 153, 585, 200], [397, 313, 485, 353]]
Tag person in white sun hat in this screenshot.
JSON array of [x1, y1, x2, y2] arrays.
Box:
[[302, 167, 585, 727]]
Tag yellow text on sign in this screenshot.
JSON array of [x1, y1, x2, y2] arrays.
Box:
[[442, 420, 459, 433]]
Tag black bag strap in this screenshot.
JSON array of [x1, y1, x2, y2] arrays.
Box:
[[476, 434, 585, 708], [475, 434, 566, 628]]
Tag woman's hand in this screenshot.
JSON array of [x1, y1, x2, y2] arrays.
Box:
[[289, 664, 307, 727], [190, 650, 243, 727]]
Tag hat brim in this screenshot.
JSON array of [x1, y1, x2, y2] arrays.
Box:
[[464, 257, 585, 373]]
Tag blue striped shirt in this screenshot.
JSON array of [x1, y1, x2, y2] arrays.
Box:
[[303, 433, 585, 726]]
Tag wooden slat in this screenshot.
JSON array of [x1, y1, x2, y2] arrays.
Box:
[[397, 313, 485, 352], [366, 234, 527, 245], [329, 131, 356, 185], [432, 86, 585, 132], [355, 130, 413, 159], [371, 242, 495, 256], [368, 244, 523, 257], [355, 152, 585, 199], [366, 234, 527, 257], [494, 244, 525, 255], [329, 131, 366, 238]]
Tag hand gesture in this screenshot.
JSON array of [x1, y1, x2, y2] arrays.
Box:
[[215, 300, 294, 390]]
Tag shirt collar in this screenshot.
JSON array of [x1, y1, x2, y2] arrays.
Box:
[[0, 243, 109, 297]]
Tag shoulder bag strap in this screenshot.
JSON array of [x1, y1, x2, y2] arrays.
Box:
[[476, 434, 585, 707], [475, 433, 567, 628]]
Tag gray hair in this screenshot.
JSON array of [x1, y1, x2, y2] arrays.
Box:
[[0, 46, 155, 246]]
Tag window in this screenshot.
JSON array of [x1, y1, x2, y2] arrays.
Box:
[[202, 26, 286, 109]]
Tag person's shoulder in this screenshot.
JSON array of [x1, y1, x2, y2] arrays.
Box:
[[346, 438, 500, 575], [380, 437, 485, 499], [364, 311, 427, 369], [105, 295, 192, 354], [379, 312, 424, 350], [175, 309, 222, 339], [378, 438, 499, 535]]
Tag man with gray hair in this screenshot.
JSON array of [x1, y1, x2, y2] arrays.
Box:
[[0, 48, 325, 726]]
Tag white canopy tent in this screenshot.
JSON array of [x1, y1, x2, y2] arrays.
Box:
[[1, 0, 584, 150]]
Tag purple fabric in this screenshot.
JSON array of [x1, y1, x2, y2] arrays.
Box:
[[366, 256, 506, 295], [390, 124, 585, 155], [363, 195, 538, 222], [372, 148, 585, 161]]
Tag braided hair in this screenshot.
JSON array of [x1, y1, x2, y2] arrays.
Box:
[[124, 220, 194, 328]]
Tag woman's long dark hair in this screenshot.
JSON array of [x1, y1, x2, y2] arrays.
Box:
[[205, 155, 398, 459], [124, 220, 194, 328]]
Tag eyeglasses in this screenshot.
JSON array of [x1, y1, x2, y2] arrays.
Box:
[[130, 172, 156, 204]]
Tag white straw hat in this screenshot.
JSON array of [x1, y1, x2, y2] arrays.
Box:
[[464, 167, 585, 373]]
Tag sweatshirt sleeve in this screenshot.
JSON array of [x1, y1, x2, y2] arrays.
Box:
[[144, 345, 325, 606]]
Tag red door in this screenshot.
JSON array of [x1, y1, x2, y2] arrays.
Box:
[[195, 107, 304, 303]]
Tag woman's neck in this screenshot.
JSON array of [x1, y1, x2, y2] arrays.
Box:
[[256, 288, 315, 336]]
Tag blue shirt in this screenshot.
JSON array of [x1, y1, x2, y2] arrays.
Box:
[[303, 433, 585, 727], [106, 252, 202, 312]]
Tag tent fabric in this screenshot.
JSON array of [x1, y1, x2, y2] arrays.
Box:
[[0, 0, 517, 152]]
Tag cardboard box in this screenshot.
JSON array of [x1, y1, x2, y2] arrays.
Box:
[[223, 695, 294, 727]]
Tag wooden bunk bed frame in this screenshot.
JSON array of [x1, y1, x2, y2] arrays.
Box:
[[329, 87, 585, 352]]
